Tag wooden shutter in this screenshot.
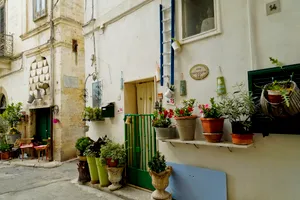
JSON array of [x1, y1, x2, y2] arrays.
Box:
[[0, 6, 5, 34]]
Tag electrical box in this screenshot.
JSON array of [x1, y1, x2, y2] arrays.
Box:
[[101, 102, 115, 118]]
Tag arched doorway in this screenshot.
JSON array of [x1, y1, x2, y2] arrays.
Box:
[[0, 93, 6, 114]]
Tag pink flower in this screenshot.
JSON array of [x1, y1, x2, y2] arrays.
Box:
[[204, 104, 209, 109], [200, 110, 203, 114]]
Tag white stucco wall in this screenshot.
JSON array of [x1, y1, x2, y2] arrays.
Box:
[[84, 0, 300, 199]]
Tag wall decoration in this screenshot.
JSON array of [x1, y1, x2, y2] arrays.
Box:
[[166, 98, 175, 106], [189, 64, 209, 80], [180, 73, 187, 96], [157, 93, 163, 100], [92, 81, 102, 108]]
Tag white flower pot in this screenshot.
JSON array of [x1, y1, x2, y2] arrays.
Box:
[[107, 167, 124, 191], [171, 41, 181, 52], [164, 89, 174, 99]]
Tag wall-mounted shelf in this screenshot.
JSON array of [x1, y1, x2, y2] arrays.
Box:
[[158, 138, 254, 152]]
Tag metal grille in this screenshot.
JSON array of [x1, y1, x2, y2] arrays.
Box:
[[0, 34, 13, 58]]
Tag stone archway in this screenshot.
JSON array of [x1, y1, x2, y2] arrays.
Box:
[[0, 86, 8, 114]]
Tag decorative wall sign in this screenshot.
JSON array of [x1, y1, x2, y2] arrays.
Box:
[[166, 98, 175, 106], [189, 64, 209, 80]]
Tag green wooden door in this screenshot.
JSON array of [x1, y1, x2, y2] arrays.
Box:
[[36, 108, 51, 140], [124, 114, 156, 191]]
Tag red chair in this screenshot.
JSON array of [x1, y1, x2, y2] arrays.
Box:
[[19, 138, 34, 161]]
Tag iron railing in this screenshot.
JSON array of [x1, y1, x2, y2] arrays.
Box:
[[0, 33, 13, 58]]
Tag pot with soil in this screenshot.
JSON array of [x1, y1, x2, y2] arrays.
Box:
[[231, 122, 253, 145], [75, 137, 93, 183], [199, 98, 224, 143], [152, 108, 175, 140]]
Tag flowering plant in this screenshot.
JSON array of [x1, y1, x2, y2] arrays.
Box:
[[199, 98, 222, 118], [174, 99, 196, 117], [152, 108, 174, 128]]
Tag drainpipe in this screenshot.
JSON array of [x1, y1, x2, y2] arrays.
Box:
[[247, 0, 257, 70], [49, 0, 55, 161]]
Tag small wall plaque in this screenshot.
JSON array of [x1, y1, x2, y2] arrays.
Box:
[[189, 64, 209, 80]]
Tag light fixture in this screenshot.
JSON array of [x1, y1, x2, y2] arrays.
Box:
[[27, 94, 35, 104]]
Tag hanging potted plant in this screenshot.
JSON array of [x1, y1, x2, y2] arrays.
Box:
[[1, 103, 22, 144], [199, 97, 224, 143], [174, 99, 197, 141], [94, 136, 110, 187], [264, 57, 294, 106], [75, 137, 93, 183], [148, 151, 172, 200], [152, 108, 176, 140], [100, 142, 126, 191], [219, 83, 256, 145]]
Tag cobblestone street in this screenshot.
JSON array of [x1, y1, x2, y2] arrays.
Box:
[[0, 161, 123, 200]]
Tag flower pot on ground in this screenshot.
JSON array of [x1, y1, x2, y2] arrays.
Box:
[[219, 83, 256, 145], [152, 108, 176, 140], [0, 143, 11, 160], [84, 136, 110, 184], [106, 166, 124, 191], [199, 97, 224, 143], [75, 137, 93, 183], [95, 157, 110, 187], [100, 141, 126, 191], [174, 99, 197, 141], [148, 151, 172, 200]]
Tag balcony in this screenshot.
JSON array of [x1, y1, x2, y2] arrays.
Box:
[[0, 33, 13, 69]]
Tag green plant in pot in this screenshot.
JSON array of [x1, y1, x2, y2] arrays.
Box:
[[82, 107, 94, 121], [93, 107, 104, 121], [264, 57, 293, 107], [0, 142, 11, 160], [219, 83, 256, 145], [1, 102, 23, 144], [199, 97, 224, 143], [152, 108, 175, 140], [148, 151, 172, 200], [0, 117, 9, 144], [100, 141, 126, 191], [75, 137, 93, 159], [174, 99, 197, 141]]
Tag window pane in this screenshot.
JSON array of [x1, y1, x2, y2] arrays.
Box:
[[36, 0, 41, 13], [182, 0, 215, 38], [41, 0, 46, 11]]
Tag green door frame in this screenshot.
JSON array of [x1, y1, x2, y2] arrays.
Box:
[[124, 114, 157, 191]]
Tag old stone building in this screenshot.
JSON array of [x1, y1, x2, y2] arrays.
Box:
[[0, 0, 85, 161]]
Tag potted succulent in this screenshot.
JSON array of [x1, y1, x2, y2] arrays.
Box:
[[219, 83, 256, 145], [100, 142, 126, 191], [148, 151, 172, 200], [94, 136, 110, 187], [0, 142, 11, 160], [199, 97, 224, 143], [1, 103, 22, 144], [174, 99, 197, 140], [152, 108, 176, 140]]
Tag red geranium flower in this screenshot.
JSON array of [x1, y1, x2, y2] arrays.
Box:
[[188, 107, 193, 112], [179, 109, 184, 115]]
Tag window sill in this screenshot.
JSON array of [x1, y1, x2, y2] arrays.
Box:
[[180, 29, 221, 45]]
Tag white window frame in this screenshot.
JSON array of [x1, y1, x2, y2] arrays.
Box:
[[178, 0, 221, 44], [33, 0, 47, 21]]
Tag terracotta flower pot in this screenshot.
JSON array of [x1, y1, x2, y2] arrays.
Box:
[[174, 115, 197, 141], [106, 158, 118, 167], [267, 90, 282, 104], [1, 152, 10, 160], [203, 133, 223, 143], [201, 118, 224, 133], [107, 166, 124, 191], [149, 166, 172, 200], [231, 134, 253, 145]]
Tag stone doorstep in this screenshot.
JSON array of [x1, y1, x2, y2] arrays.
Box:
[[0, 159, 62, 168], [71, 178, 151, 200]]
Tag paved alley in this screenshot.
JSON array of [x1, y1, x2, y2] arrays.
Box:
[[0, 161, 123, 200]]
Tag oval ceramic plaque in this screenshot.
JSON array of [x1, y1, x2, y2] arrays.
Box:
[[189, 64, 209, 80]]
